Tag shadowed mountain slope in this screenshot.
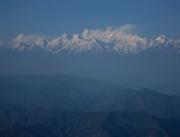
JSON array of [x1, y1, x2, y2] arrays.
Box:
[[0, 75, 180, 119]]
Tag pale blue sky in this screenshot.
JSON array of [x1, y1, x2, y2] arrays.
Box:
[[1, 0, 180, 39]]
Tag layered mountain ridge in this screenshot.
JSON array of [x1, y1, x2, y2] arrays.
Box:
[[0, 75, 180, 119], [0, 75, 180, 137]]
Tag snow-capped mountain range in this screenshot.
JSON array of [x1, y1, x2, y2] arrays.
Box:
[[2, 25, 180, 54]]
